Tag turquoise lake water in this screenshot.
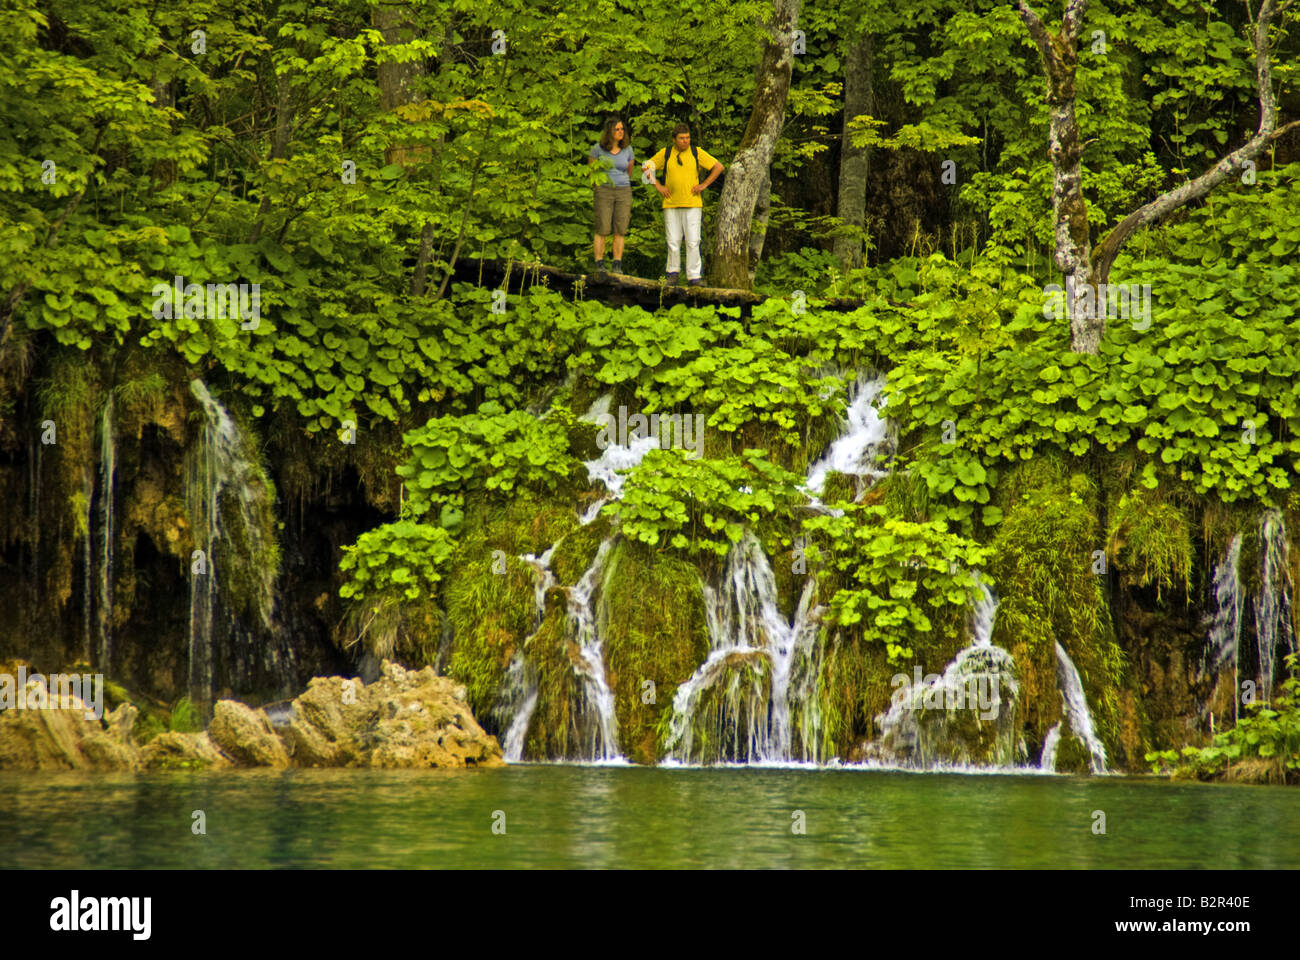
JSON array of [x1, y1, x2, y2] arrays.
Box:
[[3, 765, 1297, 868]]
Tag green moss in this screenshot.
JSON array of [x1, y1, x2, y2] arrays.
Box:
[[353, 598, 444, 665], [676, 650, 771, 762], [990, 461, 1128, 763], [599, 539, 710, 763], [816, 629, 894, 758], [551, 514, 611, 585], [876, 468, 931, 522], [170, 696, 203, 733], [522, 601, 586, 759], [1106, 487, 1194, 601], [820, 470, 857, 506], [444, 554, 537, 720], [1053, 720, 1092, 775]]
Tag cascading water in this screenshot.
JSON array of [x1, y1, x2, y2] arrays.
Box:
[[1204, 533, 1244, 723], [1040, 724, 1062, 772], [96, 396, 115, 671], [665, 372, 897, 764], [185, 379, 287, 715], [491, 394, 659, 761], [804, 371, 894, 507], [1046, 641, 1107, 774], [561, 536, 622, 760], [493, 545, 555, 761], [1254, 510, 1294, 698], [872, 579, 1023, 769], [497, 652, 538, 762], [664, 530, 822, 763], [1201, 514, 1295, 717]]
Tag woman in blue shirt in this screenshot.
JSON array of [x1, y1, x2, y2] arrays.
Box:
[[587, 116, 634, 274]]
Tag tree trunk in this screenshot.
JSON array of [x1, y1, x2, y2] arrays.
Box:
[[1020, 0, 1297, 354], [711, 0, 801, 290], [833, 31, 873, 270], [374, 2, 429, 167], [748, 167, 772, 284], [412, 18, 457, 297]]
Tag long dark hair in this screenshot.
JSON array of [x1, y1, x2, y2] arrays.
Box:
[[599, 115, 629, 151]]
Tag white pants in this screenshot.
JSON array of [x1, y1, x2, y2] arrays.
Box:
[[664, 207, 702, 279]]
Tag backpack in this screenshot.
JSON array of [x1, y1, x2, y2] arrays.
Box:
[[661, 142, 723, 193]]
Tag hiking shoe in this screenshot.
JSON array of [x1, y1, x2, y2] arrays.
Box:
[[594, 259, 607, 273], [664, 272, 680, 285], [687, 278, 704, 287], [610, 260, 623, 275]]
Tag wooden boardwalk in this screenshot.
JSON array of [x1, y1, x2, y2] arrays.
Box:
[[451, 257, 873, 315]]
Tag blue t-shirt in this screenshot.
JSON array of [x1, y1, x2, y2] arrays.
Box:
[[589, 143, 634, 187]]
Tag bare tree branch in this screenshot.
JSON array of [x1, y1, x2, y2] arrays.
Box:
[[1091, 0, 1295, 281]]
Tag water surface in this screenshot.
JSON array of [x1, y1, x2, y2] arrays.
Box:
[[2, 765, 1295, 868]]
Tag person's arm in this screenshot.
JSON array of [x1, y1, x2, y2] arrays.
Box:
[[695, 151, 724, 193], [643, 150, 670, 198]]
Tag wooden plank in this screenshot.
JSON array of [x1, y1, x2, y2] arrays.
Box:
[[448, 257, 878, 313]]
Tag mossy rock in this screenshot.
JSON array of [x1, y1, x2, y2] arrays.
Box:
[[1105, 485, 1194, 601], [989, 462, 1125, 765], [599, 538, 710, 763], [551, 514, 612, 585], [444, 554, 537, 723], [820, 469, 857, 507], [522, 604, 589, 760], [1053, 724, 1092, 776]]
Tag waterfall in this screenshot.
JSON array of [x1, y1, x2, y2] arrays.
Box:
[[80, 462, 92, 665], [1049, 642, 1107, 774], [786, 580, 829, 762], [1202, 514, 1294, 715], [970, 578, 997, 647], [490, 393, 663, 761], [184, 380, 283, 715], [872, 580, 1022, 769], [1040, 724, 1062, 771], [1254, 510, 1294, 699], [496, 652, 538, 762], [562, 536, 621, 760], [804, 371, 893, 505], [96, 396, 115, 671], [494, 545, 554, 760], [665, 530, 822, 763], [581, 392, 661, 500], [1204, 533, 1244, 723]]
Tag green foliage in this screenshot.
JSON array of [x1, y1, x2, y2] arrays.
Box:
[[1106, 489, 1194, 600], [338, 520, 455, 602], [169, 697, 202, 734], [801, 503, 992, 663], [395, 400, 581, 525], [643, 338, 845, 446], [1148, 654, 1300, 780], [885, 259, 1300, 526], [614, 448, 806, 556]]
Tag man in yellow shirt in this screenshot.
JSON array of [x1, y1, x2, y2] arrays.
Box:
[[641, 124, 724, 287]]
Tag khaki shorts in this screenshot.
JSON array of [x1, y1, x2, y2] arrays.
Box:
[[593, 184, 632, 236]]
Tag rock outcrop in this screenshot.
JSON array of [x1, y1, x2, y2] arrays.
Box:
[[0, 660, 503, 771], [209, 699, 291, 767], [0, 674, 139, 771], [139, 731, 233, 770], [281, 661, 504, 768]]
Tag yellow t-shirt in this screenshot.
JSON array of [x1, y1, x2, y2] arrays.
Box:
[[645, 146, 721, 209]]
